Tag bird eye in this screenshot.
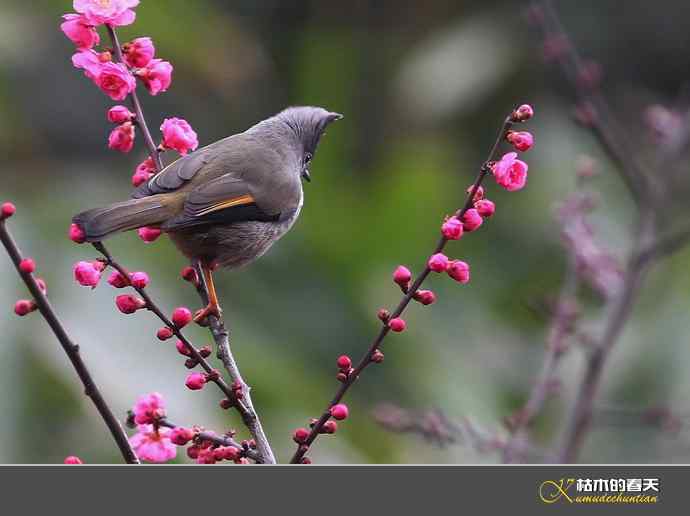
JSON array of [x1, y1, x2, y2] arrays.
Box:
[[305, 152, 313, 164]]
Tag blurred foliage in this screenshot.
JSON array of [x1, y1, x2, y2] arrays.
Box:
[[1, 0, 690, 463]]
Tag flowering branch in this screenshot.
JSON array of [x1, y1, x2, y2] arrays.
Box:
[[0, 206, 138, 464], [290, 105, 535, 463]]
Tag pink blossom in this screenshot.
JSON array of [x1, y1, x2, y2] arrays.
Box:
[[169, 427, 195, 446], [107, 270, 129, 288], [1, 202, 16, 219], [131, 157, 156, 187], [129, 424, 176, 463], [492, 152, 528, 192], [73, 0, 139, 27], [133, 392, 166, 425], [14, 299, 36, 316], [330, 403, 349, 420], [115, 294, 146, 314], [60, 14, 99, 49], [172, 307, 192, 328], [474, 199, 495, 218], [461, 208, 483, 232], [160, 117, 198, 155], [392, 265, 412, 287], [138, 226, 162, 243], [63, 456, 83, 464], [157, 327, 174, 341], [441, 216, 463, 240], [108, 122, 135, 153], [506, 131, 534, 152], [512, 104, 534, 122], [72, 49, 103, 79], [69, 223, 86, 243], [427, 253, 449, 273], [468, 185, 485, 202], [96, 62, 136, 101], [130, 271, 149, 289], [336, 355, 352, 370], [73, 260, 101, 288], [293, 427, 310, 444], [447, 260, 470, 284], [138, 59, 173, 96], [123, 37, 155, 68], [185, 372, 207, 391], [19, 258, 35, 274], [388, 317, 406, 332], [106, 105, 134, 124], [414, 289, 436, 306]]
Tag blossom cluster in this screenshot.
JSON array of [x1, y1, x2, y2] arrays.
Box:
[[61, 0, 198, 202]]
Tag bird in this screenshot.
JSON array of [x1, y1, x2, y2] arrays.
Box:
[[73, 106, 343, 321]]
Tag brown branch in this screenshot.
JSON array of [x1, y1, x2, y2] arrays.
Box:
[[290, 111, 519, 463], [192, 260, 276, 464], [502, 256, 579, 462], [0, 218, 139, 464]]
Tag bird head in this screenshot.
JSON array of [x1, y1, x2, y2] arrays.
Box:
[[276, 106, 343, 182]]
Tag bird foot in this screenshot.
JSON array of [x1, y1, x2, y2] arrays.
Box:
[[194, 303, 222, 325]]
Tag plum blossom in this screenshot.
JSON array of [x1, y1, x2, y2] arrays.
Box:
[[132, 157, 156, 187], [60, 14, 99, 49], [73, 0, 139, 27], [160, 117, 198, 155], [492, 152, 528, 192], [107, 105, 134, 124], [132, 392, 165, 425], [138, 59, 173, 95], [72, 51, 136, 100], [108, 122, 135, 152], [129, 424, 176, 463], [73, 260, 102, 287], [123, 37, 155, 68]]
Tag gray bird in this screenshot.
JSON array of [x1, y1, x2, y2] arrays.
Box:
[[73, 106, 343, 320]]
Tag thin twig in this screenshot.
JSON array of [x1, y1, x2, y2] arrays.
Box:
[[0, 219, 139, 464], [502, 256, 579, 463], [193, 260, 276, 464], [290, 113, 517, 463], [106, 25, 164, 171]]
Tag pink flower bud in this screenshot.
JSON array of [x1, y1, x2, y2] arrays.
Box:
[[172, 307, 192, 328], [138, 59, 173, 96], [108, 122, 135, 153], [185, 372, 207, 391], [388, 317, 406, 332], [330, 403, 349, 421], [447, 260, 470, 284], [293, 427, 310, 444], [461, 208, 483, 232], [512, 104, 534, 122], [107, 270, 129, 288], [1, 202, 16, 219], [393, 265, 412, 287], [123, 37, 155, 68], [181, 266, 198, 284], [336, 355, 352, 370], [474, 199, 495, 217], [170, 427, 195, 446], [427, 253, 449, 273], [73, 260, 101, 288], [60, 14, 99, 49], [156, 327, 174, 341], [322, 421, 338, 434], [130, 271, 149, 289], [19, 258, 35, 274], [35, 278, 48, 294], [441, 217, 463, 240], [63, 455, 83, 465], [115, 294, 146, 314], [160, 117, 198, 155], [414, 289, 436, 305], [492, 152, 528, 192], [175, 340, 192, 356], [68, 223, 86, 244], [506, 131, 534, 152], [224, 446, 241, 461], [467, 185, 485, 202], [131, 157, 156, 187], [377, 308, 390, 322], [106, 105, 134, 124], [371, 350, 384, 363], [137, 226, 162, 243], [14, 299, 36, 316]]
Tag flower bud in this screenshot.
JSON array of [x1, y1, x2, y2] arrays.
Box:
[[115, 294, 146, 314], [156, 327, 173, 341], [14, 299, 36, 316], [371, 350, 384, 363], [130, 271, 150, 289], [336, 355, 352, 370], [414, 289, 436, 305], [185, 372, 206, 391], [512, 104, 534, 122], [322, 421, 338, 434], [377, 308, 390, 322], [63, 456, 83, 464], [106, 105, 134, 124], [447, 260, 470, 284], [506, 131, 534, 152], [181, 266, 198, 284], [461, 208, 483, 232], [19, 258, 35, 274], [441, 217, 463, 240], [73, 261, 102, 288], [427, 253, 449, 273], [175, 340, 192, 356], [388, 317, 406, 332], [474, 199, 495, 217], [1, 202, 16, 219], [393, 265, 412, 287], [330, 403, 349, 421], [107, 271, 129, 288], [172, 307, 192, 328], [137, 227, 162, 243], [170, 427, 195, 446], [293, 427, 310, 444]]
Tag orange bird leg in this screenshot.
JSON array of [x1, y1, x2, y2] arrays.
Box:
[[194, 264, 223, 323]]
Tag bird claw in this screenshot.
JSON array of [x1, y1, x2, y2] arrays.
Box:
[[194, 303, 222, 325]]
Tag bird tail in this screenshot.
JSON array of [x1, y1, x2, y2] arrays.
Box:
[[72, 195, 173, 242]]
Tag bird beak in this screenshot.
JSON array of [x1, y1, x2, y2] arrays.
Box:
[[302, 169, 312, 182], [328, 112, 344, 123]]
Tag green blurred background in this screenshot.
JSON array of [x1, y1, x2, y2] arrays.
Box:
[[2, 0, 690, 464]]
